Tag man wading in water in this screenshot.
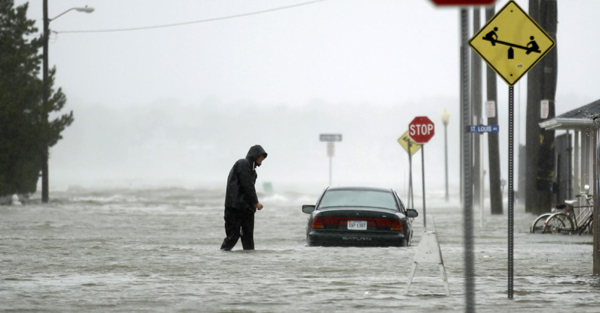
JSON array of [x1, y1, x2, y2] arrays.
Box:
[[220, 145, 268, 251]]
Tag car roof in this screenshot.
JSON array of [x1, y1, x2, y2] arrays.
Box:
[[325, 186, 394, 193]]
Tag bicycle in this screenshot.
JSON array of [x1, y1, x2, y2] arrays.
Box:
[[530, 185, 594, 235]]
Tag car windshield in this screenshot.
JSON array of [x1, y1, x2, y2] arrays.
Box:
[[319, 190, 398, 211]]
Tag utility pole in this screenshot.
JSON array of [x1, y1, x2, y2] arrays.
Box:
[[538, 0, 558, 214], [42, 0, 49, 203], [40, 2, 93, 203], [525, 0, 542, 214], [526, 0, 557, 215], [486, 6, 503, 215]]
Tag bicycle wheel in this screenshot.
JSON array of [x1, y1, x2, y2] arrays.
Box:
[[543, 213, 574, 234], [578, 215, 594, 235], [531, 213, 552, 233]]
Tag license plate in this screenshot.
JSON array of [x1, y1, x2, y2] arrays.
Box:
[[348, 220, 367, 230]]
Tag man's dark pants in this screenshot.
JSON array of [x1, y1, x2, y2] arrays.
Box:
[[220, 206, 255, 250]]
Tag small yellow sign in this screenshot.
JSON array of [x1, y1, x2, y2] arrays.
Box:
[[469, 0, 555, 86], [398, 131, 422, 157]]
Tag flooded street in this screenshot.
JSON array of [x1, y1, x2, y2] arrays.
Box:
[[1, 187, 599, 312]]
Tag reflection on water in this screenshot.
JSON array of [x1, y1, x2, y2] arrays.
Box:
[[1, 187, 599, 312]]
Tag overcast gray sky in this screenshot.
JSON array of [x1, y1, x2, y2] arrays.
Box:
[[15, 0, 600, 194]]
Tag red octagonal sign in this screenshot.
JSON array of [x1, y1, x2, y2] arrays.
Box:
[[408, 116, 435, 144], [431, 0, 496, 6]]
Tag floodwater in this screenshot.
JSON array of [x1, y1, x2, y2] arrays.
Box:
[[1, 187, 599, 312]]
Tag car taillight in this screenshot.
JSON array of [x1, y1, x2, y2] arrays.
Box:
[[311, 216, 324, 229], [391, 219, 403, 231]]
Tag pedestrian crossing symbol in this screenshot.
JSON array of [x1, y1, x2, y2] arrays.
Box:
[[469, 0, 555, 86]]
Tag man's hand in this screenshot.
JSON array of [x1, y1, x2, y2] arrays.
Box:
[[255, 203, 264, 211]]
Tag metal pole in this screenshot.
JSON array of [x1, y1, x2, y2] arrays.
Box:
[[408, 140, 414, 210], [575, 131, 580, 195], [567, 130, 572, 201], [329, 156, 332, 186], [594, 128, 599, 275], [42, 0, 50, 203], [445, 123, 449, 202], [421, 145, 426, 230], [471, 8, 482, 208], [509, 86, 515, 299], [481, 127, 485, 228], [461, 8, 475, 312]]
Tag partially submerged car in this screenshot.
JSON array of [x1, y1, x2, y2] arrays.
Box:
[[302, 186, 418, 247]]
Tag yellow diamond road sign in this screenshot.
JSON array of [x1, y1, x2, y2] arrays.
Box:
[[469, 0, 555, 86], [397, 131, 421, 157]]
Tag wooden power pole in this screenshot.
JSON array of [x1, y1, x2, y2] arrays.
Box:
[[526, 0, 557, 215], [485, 6, 503, 215]]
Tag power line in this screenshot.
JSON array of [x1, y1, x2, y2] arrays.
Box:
[[55, 0, 326, 34]]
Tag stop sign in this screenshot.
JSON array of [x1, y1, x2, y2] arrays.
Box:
[[408, 116, 435, 144], [431, 0, 496, 5]]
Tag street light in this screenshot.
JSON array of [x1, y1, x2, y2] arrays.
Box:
[[441, 109, 450, 202], [50, 6, 94, 21], [42, 1, 94, 203]]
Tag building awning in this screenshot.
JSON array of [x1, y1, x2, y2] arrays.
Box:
[[539, 99, 600, 130]]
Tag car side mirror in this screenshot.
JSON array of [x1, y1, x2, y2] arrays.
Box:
[[302, 205, 315, 214], [406, 209, 418, 218]]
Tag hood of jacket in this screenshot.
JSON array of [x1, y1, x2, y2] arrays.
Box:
[[246, 145, 268, 167]]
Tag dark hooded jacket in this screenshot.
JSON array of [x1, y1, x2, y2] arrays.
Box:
[[225, 145, 268, 211]]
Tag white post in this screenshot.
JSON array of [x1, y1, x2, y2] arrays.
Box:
[[421, 145, 426, 229], [574, 130, 580, 198]]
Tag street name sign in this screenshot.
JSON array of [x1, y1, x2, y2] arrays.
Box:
[[408, 116, 435, 144], [468, 125, 500, 133], [319, 134, 342, 142], [469, 0, 555, 86], [398, 131, 422, 157]]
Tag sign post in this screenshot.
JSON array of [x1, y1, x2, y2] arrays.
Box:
[[397, 131, 422, 210], [320, 134, 342, 186], [408, 116, 435, 229], [469, 0, 555, 299], [405, 118, 447, 297]]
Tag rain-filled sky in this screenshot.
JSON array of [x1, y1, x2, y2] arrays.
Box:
[[15, 0, 600, 194]]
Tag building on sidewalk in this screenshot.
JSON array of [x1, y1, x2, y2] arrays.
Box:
[[539, 98, 600, 274]]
